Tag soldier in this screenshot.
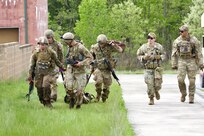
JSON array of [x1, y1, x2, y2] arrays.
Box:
[[171, 25, 204, 104], [44, 29, 64, 102], [62, 32, 93, 109], [90, 34, 124, 102], [137, 32, 165, 105], [28, 37, 66, 108]]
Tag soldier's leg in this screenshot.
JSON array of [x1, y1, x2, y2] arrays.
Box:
[[66, 89, 76, 109], [42, 75, 53, 108], [35, 74, 44, 105], [187, 64, 197, 104], [154, 71, 163, 100], [50, 73, 59, 102], [144, 70, 155, 105], [93, 69, 103, 102], [177, 68, 187, 102], [75, 73, 86, 109], [102, 71, 112, 102], [64, 69, 75, 108]]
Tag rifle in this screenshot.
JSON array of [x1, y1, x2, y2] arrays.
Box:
[[104, 58, 120, 85], [60, 69, 67, 88], [25, 71, 35, 101], [98, 44, 120, 85]]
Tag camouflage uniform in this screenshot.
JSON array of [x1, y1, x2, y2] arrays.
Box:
[[137, 32, 165, 105], [171, 25, 203, 103], [62, 32, 93, 109], [48, 40, 63, 102], [28, 37, 65, 108], [90, 34, 123, 102], [45, 29, 64, 102]]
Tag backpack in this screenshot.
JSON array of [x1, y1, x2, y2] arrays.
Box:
[[64, 92, 95, 104]]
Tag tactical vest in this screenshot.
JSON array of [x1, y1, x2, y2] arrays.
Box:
[[36, 49, 52, 74], [66, 43, 84, 65], [145, 47, 161, 69], [94, 44, 115, 70], [178, 40, 194, 58]]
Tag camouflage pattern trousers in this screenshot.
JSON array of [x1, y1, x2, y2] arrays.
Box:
[[35, 74, 57, 103], [144, 69, 163, 98], [64, 67, 87, 106], [50, 71, 59, 101], [93, 68, 112, 100], [177, 58, 197, 98]]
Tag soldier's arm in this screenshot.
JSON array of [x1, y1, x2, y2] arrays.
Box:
[[79, 45, 93, 66], [28, 53, 37, 76], [194, 38, 203, 66], [159, 45, 166, 61], [171, 40, 178, 68], [137, 45, 145, 62], [51, 51, 65, 69], [57, 43, 64, 63], [111, 43, 123, 53]]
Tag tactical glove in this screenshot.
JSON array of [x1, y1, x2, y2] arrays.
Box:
[[143, 55, 150, 60], [199, 64, 204, 71], [154, 55, 161, 60], [172, 66, 178, 70], [60, 67, 66, 71], [27, 76, 32, 81]]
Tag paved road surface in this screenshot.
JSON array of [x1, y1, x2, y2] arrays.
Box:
[[119, 74, 204, 136]]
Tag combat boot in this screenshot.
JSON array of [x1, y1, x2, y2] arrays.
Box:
[[69, 98, 75, 109], [37, 88, 44, 105], [101, 89, 109, 103], [148, 98, 154, 105], [94, 93, 101, 102], [155, 91, 160, 100], [44, 100, 53, 109], [102, 97, 106, 103], [180, 95, 186, 102], [189, 96, 194, 104], [76, 105, 81, 109], [51, 94, 57, 103]]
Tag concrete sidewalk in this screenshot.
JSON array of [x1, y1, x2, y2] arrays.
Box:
[[119, 74, 204, 136]]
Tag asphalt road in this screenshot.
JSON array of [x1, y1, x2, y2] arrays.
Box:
[[118, 74, 204, 136]]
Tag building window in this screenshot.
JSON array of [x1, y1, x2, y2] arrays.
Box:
[[0, 28, 19, 44]]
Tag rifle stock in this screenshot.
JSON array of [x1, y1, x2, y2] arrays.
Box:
[[26, 71, 35, 101]]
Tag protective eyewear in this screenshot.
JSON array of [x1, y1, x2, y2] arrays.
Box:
[[147, 36, 154, 40], [46, 36, 52, 39]]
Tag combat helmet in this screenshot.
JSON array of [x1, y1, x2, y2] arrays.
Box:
[[44, 29, 54, 37], [62, 32, 74, 40], [97, 34, 107, 44], [37, 37, 48, 45], [148, 32, 156, 39], [179, 24, 189, 32]]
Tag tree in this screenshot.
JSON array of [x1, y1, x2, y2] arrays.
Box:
[[183, 0, 204, 41], [74, 0, 109, 48], [48, 0, 81, 39]]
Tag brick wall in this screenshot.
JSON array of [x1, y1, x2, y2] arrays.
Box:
[[0, 0, 48, 45], [0, 42, 33, 80]]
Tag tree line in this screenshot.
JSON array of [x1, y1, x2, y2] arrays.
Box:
[[48, 0, 204, 70]]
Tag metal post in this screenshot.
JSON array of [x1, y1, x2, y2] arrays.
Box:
[[24, 0, 28, 44]]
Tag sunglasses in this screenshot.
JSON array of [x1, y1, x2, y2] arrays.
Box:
[[39, 43, 48, 46], [46, 36, 52, 39], [147, 36, 154, 40], [179, 30, 184, 33]]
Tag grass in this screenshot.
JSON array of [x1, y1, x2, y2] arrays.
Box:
[[0, 78, 134, 136]]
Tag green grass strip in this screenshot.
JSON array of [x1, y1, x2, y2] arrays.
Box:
[[0, 78, 134, 136]]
